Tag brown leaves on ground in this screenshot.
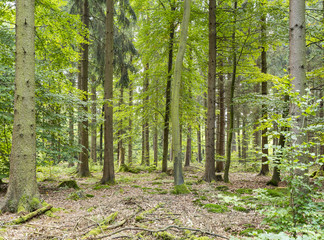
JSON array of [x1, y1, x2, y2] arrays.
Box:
[[0, 167, 284, 240]]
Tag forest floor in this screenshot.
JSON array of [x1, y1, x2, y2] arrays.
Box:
[[0, 163, 292, 240]]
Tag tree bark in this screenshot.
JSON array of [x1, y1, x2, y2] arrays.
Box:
[[216, 60, 225, 172], [185, 127, 192, 167], [91, 80, 97, 163], [1, 0, 40, 213], [259, 10, 269, 176], [144, 64, 150, 166], [128, 83, 133, 164], [204, 0, 217, 182], [224, 0, 237, 183], [289, 0, 308, 187], [162, 2, 175, 172], [101, 0, 115, 184], [171, 0, 191, 186], [197, 124, 202, 163], [79, 0, 90, 177], [118, 88, 124, 167]]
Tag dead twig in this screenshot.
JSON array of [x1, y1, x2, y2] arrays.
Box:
[[89, 225, 230, 240]]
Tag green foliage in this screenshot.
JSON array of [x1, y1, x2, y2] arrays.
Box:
[[203, 204, 228, 213], [239, 228, 264, 236], [235, 188, 253, 195]]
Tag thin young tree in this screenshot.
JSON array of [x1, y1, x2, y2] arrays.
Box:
[[1, 0, 40, 212]]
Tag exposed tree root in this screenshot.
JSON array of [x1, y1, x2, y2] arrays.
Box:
[[88, 225, 230, 240]]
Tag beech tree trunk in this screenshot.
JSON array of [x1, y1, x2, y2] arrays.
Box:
[[1, 0, 40, 213], [162, 3, 175, 172], [289, 0, 308, 187], [79, 0, 90, 177], [204, 0, 217, 182], [101, 0, 115, 184], [171, 0, 191, 186]]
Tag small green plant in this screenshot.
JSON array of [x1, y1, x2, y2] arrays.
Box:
[[203, 204, 228, 213], [235, 188, 253, 195]]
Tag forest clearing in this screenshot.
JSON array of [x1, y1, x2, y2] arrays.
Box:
[[0, 163, 307, 240]]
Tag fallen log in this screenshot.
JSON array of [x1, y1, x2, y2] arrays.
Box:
[[11, 205, 53, 224]]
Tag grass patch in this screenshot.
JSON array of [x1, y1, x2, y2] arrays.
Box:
[[93, 184, 111, 190], [171, 184, 191, 194], [203, 204, 228, 213], [233, 206, 249, 212], [215, 185, 229, 191], [235, 188, 253, 195], [239, 228, 264, 236]]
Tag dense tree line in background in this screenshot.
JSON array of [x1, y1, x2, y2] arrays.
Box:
[[0, 0, 323, 228]]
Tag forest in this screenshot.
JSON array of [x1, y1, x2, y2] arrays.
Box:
[[0, 0, 323, 239]]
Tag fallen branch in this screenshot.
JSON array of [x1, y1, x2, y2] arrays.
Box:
[[11, 205, 53, 224], [89, 225, 230, 240]]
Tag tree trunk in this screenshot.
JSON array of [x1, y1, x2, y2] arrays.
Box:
[[204, 0, 217, 182], [128, 83, 133, 164], [185, 127, 192, 167], [144, 64, 150, 166], [79, 0, 90, 177], [101, 0, 115, 184], [1, 0, 39, 213], [118, 88, 124, 167], [162, 2, 175, 172], [91, 80, 97, 163], [259, 11, 269, 176], [224, 0, 237, 183], [289, 0, 308, 188], [197, 124, 202, 163], [141, 124, 145, 165], [171, 0, 191, 186], [99, 106, 104, 164], [237, 115, 241, 161], [216, 61, 225, 172]]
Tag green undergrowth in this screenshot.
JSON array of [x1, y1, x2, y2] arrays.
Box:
[[68, 190, 94, 201], [203, 203, 229, 213]]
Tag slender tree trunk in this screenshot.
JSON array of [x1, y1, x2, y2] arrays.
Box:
[[79, 0, 90, 177], [289, 0, 308, 188], [216, 61, 225, 172], [141, 124, 145, 165], [144, 64, 150, 166], [259, 10, 269, 176], [171, 0, 191, 186], [1, 0, 39, 213], [118, 88, 125, 167], [242, 114, 247, 161], [197, 124, 202, 163], [101, 0, 115, 184], [162, 2, 175, 172], [128, 83, 133, 164], [99, 106, 104, 164], [185, 127, 192, 166], [91, 80, 97, 163], [204, 0, 217, 182], [237, 115, 242, 161], [224, 0, 237, 183], [68, 79, 75, 167]]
